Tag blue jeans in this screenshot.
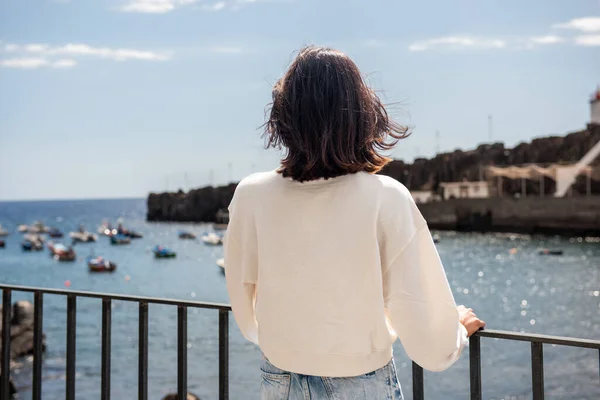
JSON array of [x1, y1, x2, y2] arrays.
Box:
[[261, 355, 403, 400]]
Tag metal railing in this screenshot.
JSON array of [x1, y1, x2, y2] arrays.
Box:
[[1, 284, 599, 400], [0, 285, 231, 400]]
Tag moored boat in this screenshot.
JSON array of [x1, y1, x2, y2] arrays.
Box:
[[70, 225, 98, 243], [48, 242, 76, 261], [201, 232, 223, 246], [178, 231, 196, 239], [22, 240, 43, 251], [216, 258, 225, 273], [153, 245, 176, 258], [48, 227, 64, 238], [110, 234, 131, 245], [87, 256, 117, 272], [538, 248, 563, 256], [0, 240, 5, 248], [0, 224, 9, 237]]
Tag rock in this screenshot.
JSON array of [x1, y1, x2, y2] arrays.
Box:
[[147, 126, 600, 222], [162, 393, 201, 400], [0, 301, 46, 359], [0, 300, 47, 398]]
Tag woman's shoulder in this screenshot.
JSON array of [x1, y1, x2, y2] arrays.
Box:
[[363, 173, 412, 200]]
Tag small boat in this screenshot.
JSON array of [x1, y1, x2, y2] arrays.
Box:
[[27, 221, 50, 234], [433, 234, 440, 244], [48, 227, 64, 238], [48, 242, 76, 261], [0, 225, 9, 237], [124, 230, 143, 239], [22, 240, 43, 251], [110, 234, 131, 245], [70, 226, 98, 243], [98, 221, 117, 236], [178, 231, 196, 239], [201, 232, 223, 246], [0, 240, 5, 248], [87, 256, 117, 272], [216, 258, 225, 273], [538, 249, 563, 256], [153, 245, 176, 258], [18, 224, 29, 233]]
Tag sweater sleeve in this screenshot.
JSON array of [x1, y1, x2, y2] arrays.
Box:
[[223, 186, 259, 345], [383, 223, 468, 371]]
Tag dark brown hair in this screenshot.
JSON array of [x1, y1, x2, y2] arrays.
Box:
[[264, 45, 409, 182]]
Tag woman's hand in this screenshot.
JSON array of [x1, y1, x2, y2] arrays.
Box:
[[457, 305, 486, 336]]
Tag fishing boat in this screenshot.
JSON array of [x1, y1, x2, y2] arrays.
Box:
[[98, 221, 117, 236], [117, 224, 143, 239], [110, 234, 131, 245], [178, 231, 196, 239], [153, 245, 176, 258], [48, 227, 64, 238], [87, 256, 117, 272], [22, 240, 43, 251], [538, 248, 563, 256], [69, 225, 98, 243], [48, 242, 76, 261], [27, 221, 50, 234], [201, 232, 223, 246], [216, 258, 225, 273], [0, 225, 9, 237]]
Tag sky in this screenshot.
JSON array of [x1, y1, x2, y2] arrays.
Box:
[[0, 0, 599, 200]]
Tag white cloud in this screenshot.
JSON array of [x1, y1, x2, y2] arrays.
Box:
[[119, 0, 198, 14], [21, 43, 170, 61], [0, 58, 48, 69], [52, 59, 77, 68], [574, 35, 600, 46], [554, 17, 600, 33], [208, 46, 243, 54], [210, 1, 226, 10], [0, 42, 171, 69], [25, 44, 50, 52], [529, 35, 564, 45], [408, 36, 506, 52]]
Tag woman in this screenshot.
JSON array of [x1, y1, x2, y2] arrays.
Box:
[[224, 46, 485, 399]]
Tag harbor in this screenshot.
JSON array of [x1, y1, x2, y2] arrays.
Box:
[[0, 198, 599, 399]]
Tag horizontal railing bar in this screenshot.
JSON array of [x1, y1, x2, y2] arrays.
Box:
[[475, 329, 600, 349], [2, 285, 598, 349], [0, 284, 231, 311]]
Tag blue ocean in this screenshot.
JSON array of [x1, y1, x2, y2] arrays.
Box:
[[0, 199, 598, 399]]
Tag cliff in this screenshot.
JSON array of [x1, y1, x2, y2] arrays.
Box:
[[147, 125, 600, 224]]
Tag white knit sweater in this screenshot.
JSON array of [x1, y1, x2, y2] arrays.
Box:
[[224, 170, 468, 377]]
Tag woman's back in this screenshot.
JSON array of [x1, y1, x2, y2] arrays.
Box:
[[223, 45, 484, 398]]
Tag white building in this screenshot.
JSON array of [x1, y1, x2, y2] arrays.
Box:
[[411, 191, 434, 204], [440, 181, 490, 200], [591, 88, 600, 125]]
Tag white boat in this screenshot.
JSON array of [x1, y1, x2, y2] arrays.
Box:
[[216, 258, 225, 268], [201, 232, 223, 246], [70, 226, 98, 243], [0, 225, 9, 237]]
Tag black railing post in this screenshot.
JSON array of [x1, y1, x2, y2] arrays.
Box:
[[138, 302, 148, 400], [531, 342, 544, 400], [1, 289, 11, 400], [66, 294, 77, 400], [177, 306, 187, 400], [219, 310, 229, 400], [470, 335, 482, 400], [412, 362, 424, 400], [32, 291, 44, 400], [101, 299, 112, 400]]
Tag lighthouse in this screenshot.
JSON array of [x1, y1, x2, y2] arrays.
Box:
[[592, 87, 600, 125]]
